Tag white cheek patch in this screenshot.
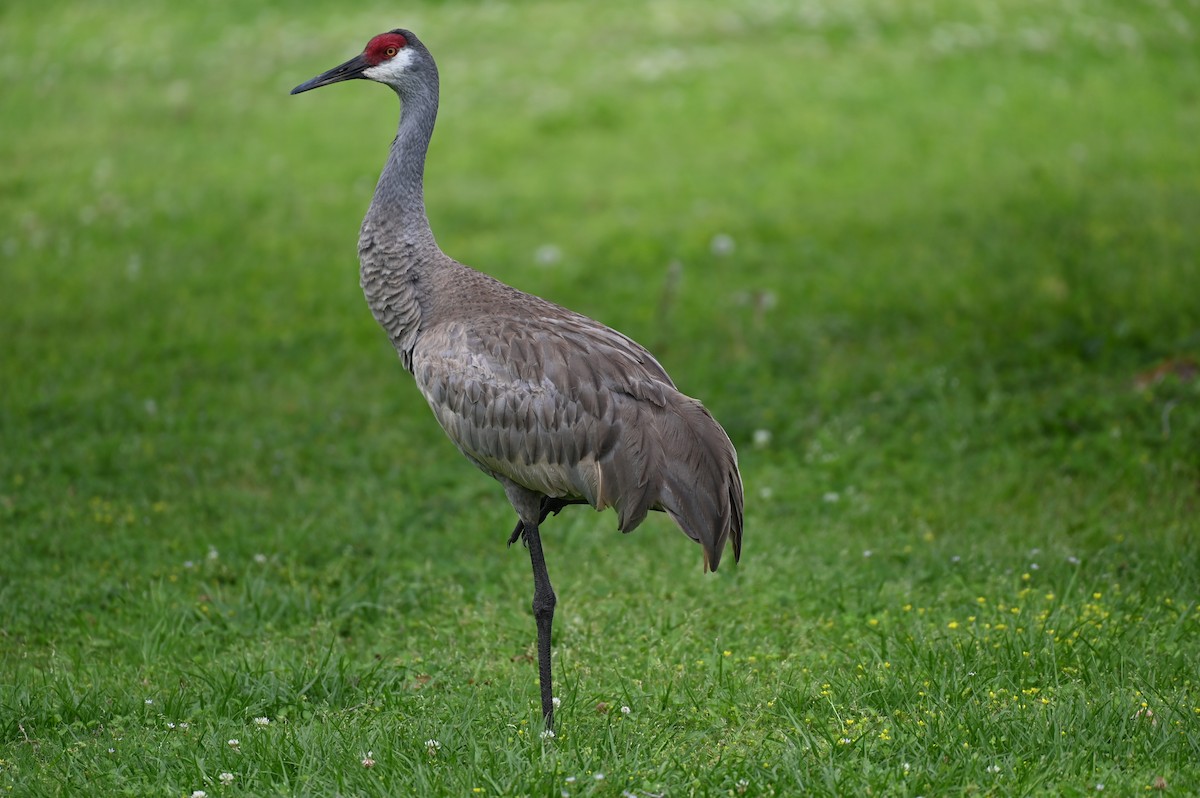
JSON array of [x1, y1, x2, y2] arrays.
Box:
[[363, 47, 417, 81]]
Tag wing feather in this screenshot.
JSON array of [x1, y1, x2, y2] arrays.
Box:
[[411, 306, 741, 570]]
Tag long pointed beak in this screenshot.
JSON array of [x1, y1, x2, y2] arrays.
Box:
[[290, 53, 371, 95]]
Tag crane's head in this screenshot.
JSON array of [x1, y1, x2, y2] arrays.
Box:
[[291, 29, 431, 96]]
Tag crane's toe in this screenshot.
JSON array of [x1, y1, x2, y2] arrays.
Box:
[[507, 519, 526, 548]]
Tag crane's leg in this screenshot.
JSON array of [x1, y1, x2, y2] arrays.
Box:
[[502, 484, 559, 730], [522, 515, 557, 730]]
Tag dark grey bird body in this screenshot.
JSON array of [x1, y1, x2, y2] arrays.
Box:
[[293, 28, 743, 730]]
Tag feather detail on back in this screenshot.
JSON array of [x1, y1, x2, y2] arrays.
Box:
[[409, 280, 743, 571]]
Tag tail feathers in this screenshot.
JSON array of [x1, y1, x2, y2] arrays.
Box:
[[596, 389, 743, 572], [608, 415, 660, 533], [659, 398, 743, 572]]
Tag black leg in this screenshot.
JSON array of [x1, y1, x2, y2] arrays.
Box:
[[522, 516, 557, 730]]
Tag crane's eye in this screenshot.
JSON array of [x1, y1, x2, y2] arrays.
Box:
[[385, 46, 398, 57]]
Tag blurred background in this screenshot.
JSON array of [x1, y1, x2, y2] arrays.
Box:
[[3, 0, 1196, 547], [5, 1, 1196, 472], [1, 0, 1198, 792]]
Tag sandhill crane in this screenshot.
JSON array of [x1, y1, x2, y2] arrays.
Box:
[[291, 28, 743, 731]]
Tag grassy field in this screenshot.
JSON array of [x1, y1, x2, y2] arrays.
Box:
[[2, 0, 1199, 795]]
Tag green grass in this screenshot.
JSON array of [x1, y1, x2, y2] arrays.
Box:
[[2, 0, 1199, 795]]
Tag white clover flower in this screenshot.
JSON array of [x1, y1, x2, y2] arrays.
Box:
[[254, 553, 268, 564], [361, 751, 376, 768], [191, 792, 207, 798], [620, 705, 630, 715], [552, 696, 561, 709], [253, 716, 270, 726], [425, 739, 441, 755], [535, 244, 562, 266], [166, 722, 176, 729], [987, 764, 1001, 773], [594, 772, 605, 781], [219, 773, 235, 786], [540, 729, 555, 740], [710, 233, 736, 256], [227, 739, 240, 748], [752, 429, 771, 448], [144, 699, 154, 705]]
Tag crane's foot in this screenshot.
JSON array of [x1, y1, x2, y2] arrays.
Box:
[[507, 518, 525, 548], [506, 497, 588, 548]]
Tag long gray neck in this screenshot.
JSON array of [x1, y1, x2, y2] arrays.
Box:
[[361, 71, 441, 254], [358, 65, 443, 372]]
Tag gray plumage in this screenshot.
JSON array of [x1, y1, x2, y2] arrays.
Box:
[[292, 28, 743, 729]]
